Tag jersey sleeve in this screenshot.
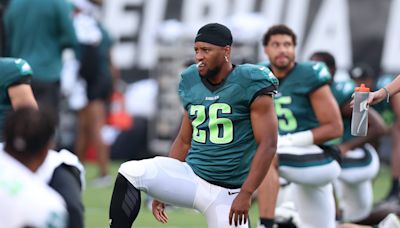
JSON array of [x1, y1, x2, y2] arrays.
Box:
[[2, 58, 33, 89], [15, 58, 33, 76], [246, 65, 278, 105], [336, 81, 355, 106], [178, 65, 197, 110], [308, 62, 331, 92], [178, 76, 188, 110]]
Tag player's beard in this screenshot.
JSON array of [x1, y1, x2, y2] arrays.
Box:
[[273, 55, 295, 71], [203, 64, 222, 82]]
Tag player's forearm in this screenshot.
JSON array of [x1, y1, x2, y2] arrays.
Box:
[[341, 136, 372, 151], [386, 74, 400, 96], [257, 156, 279, 218], [311, 121, 343, 145], [372, 75, 400, 104], [342, 109, 386, 150], [392, 121, 400, 152], [240, 142, 276, 195], [168, 137, 190, 161]]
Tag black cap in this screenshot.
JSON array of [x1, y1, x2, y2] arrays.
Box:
[[194, 23, 232, 47]]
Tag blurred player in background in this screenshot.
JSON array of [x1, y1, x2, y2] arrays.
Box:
[[257, 25, 343, 228], [0, 58, 37, 135], [0, 107, 67, 228], [350, 66, 400, 203], [4, 0, 78, 121], [0, 57, 85, 228], [310, 51, 386, 223], [364, 75, 400, 105], [68, 0, 114, 187], [109, 22, 279, 228]]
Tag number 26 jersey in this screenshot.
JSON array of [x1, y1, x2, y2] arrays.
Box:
[[178, 63, 278, 187]]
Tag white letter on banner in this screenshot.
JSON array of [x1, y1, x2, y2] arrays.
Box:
[[257, 0, 286, 61], [231, 0, 256, 14], [381, 0, 400, 73], [285, 0, 310, 54], [182, 0, 230, 36], [301, 0, 352, 69], [137, 0, 167, 68], [103, 0, 142, 69]]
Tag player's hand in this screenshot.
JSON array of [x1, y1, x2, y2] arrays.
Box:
[[152, 199, 168, 224], [229, 190, 251, 226], [350, 89, 386, 108], [368, 89, 386, 105], [338, 144, 350, 156]]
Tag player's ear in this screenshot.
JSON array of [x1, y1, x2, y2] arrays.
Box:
[[223, 45, 231, 58]]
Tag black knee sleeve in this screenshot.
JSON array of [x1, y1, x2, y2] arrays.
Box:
[[109, 173, 141, 228]]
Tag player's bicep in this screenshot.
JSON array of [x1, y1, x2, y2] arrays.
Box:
[[8, 84, 38, 109], [309, 85, 343, 143], [250, 95, 278, 147], [178, 111, 193, 145], [168, 111, 192, 160], [310, 85, 341, 127]]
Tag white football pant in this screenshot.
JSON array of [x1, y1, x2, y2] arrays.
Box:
[[119, 156, 249, 228]]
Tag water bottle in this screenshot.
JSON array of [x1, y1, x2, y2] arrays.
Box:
[[351, 84, 370, 136]]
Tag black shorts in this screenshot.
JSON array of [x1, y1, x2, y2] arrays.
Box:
[[31, 80, 60, 120], [86, 75, 112, 102], [79, 44, 112, 102]]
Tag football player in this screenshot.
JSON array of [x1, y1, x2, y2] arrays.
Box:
[[109, 23, 279, 228], [257, 25, 343, 228]]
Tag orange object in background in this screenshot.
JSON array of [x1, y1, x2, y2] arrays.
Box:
[[107, 91, 133, 130], [86, 145, 96, 161]]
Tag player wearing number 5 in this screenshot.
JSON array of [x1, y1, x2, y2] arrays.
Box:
[[109, 23, 279, 228], [257, 25, 343, 228]]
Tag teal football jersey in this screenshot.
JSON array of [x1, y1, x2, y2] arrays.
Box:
[[263, 62, 331, 135], [0, 58, 33, 141], [331, 80, 356, 143], [179, 64, 278, 187], [375, 74, 395, 125]]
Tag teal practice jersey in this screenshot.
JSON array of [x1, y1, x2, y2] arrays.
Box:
[[331, 80, 356, 143], [264, 62, 331, 135], [0, 58, 33, 140], [179, 64, 278, 187], [375, 74, 395, 125], [4, 0, 78, 81]]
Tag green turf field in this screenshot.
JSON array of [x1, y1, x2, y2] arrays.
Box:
[[84, 161, 391, 228]]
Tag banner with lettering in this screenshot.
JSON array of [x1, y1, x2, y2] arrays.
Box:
[[103, 0, 399, 77]]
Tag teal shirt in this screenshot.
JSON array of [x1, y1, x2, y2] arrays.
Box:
[[264, 62, 331, 135], [179, 64, 278, 187], [4, 0, 78, 82], [0, 58, 33, 141], [375, 74, 395, 125], [330, 80, 356, 143]]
